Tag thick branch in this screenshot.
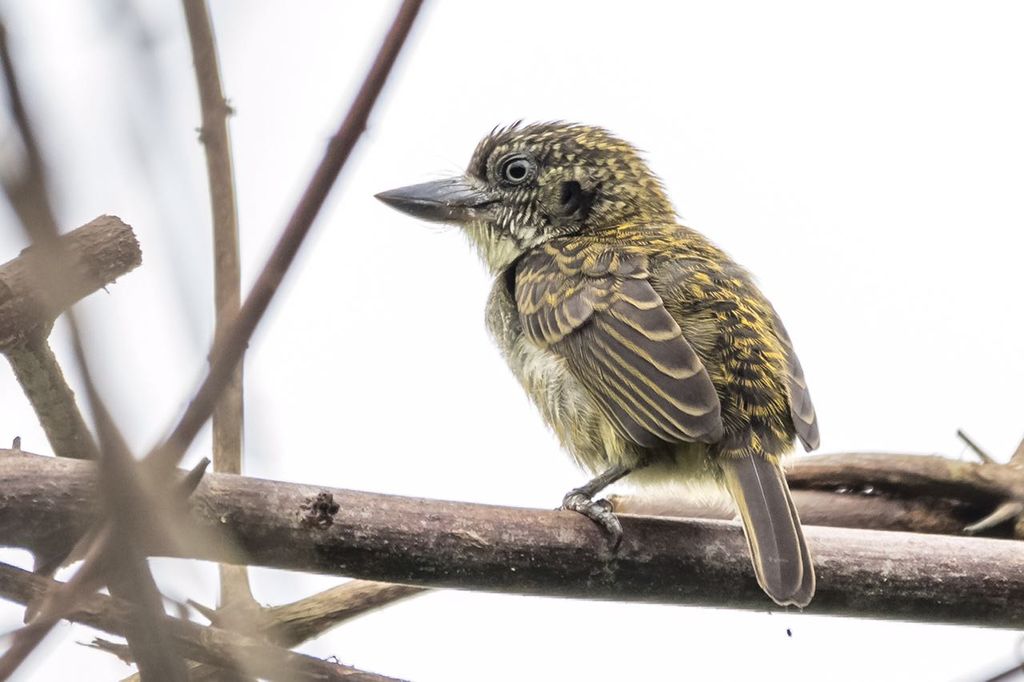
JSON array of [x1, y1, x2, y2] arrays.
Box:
[[0, 561, 402, 682], [610, 488, 979, 536], [786, 452, 1024, 502], [4, 451, 1024, 629], [0, 215, 142, 350], [0, 215, 139, 460]]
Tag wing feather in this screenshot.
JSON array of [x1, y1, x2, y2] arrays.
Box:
[[516, 241, 724, 446], [770, 309, 820, 451]]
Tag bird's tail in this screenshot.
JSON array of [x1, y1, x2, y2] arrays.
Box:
[[721, 453, 815, 607]]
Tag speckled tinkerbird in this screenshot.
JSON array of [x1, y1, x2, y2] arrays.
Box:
[[376, 122, 820, 607]]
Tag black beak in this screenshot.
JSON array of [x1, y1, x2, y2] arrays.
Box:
[[375, 177, 495, 223]]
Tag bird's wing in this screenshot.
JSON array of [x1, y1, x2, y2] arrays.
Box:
[[515, 240, 723, 447], [769, 309, 819, 451]]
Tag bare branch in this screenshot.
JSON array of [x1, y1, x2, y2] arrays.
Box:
[[786, 452, 1024, 505], [610, 488, 980, 537], [181, 0, 256, 618], [260, 581, 426, 648], [148, 0, 425, 473], [0, 215, 140, 459], [5, 451, 1024, 629], [0, 561, 404, 682], [4, 337, 95, 460]]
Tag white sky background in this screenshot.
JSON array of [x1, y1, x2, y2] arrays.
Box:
[[1, 0, 1023, 679]]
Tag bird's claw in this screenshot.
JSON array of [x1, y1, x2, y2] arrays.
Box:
[[562, 491, 623, 549]]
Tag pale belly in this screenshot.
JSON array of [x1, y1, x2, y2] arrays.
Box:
[[485, 278, 716, 484]]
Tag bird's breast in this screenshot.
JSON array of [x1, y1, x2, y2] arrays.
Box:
[[485, 277, 629, 474]]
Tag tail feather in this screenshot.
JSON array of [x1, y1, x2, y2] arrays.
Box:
[[721, 453, 815, 607]]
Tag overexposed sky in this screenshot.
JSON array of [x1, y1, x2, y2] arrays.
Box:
[[1, 1, 1023, 680]]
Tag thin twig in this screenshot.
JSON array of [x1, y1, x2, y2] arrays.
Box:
[[1011, 434, 1024, 466], [964, 501, 1024, 535], [957, 429, 996, 464], [181, 0, 257, 618], [147, 0, 425, 473]]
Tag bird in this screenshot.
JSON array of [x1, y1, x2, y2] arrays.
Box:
[[376, 122, 819, 607]]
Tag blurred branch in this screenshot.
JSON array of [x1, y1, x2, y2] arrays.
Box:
[[0, 215, 141, 459], [6, 449, 1024, 629], [0, 561, 403, 682], [147, 0, 425, 474], [0, 20, 60, 245], [1011, 434, 1024, 466], [2, 19, 187, 677], [957, 429, 996, 464], [1, 1, 425, 673], [181, 0, 255, 618]]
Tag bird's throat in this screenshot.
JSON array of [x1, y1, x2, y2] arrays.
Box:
[[463, 221, 525, 274]]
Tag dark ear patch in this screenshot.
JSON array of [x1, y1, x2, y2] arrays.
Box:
[[556, 180, 594, 222]]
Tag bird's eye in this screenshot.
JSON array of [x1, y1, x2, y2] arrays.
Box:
[[498, 154, 535, 185]]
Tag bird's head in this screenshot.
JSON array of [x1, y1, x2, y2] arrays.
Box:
[[376, 122, 675, 272]]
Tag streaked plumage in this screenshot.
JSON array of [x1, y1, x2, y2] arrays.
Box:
[[377, 122, 819, 607]]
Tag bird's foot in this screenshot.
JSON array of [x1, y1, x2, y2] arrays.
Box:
[[561, 490, 622, 550]]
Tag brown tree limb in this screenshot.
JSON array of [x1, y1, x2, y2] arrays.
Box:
[[0, 561, 404, 682], [181, 0, 256, 621], [787, 452, 1024, 502], [147, 0, 425, 474], [610, 488, 980, 536], [4, 336, 95, 461], [786, 453, 1024, 534], [0, 215, 143, 350], [0, 215, 140, 460], [5, 450, 1024, 629]]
